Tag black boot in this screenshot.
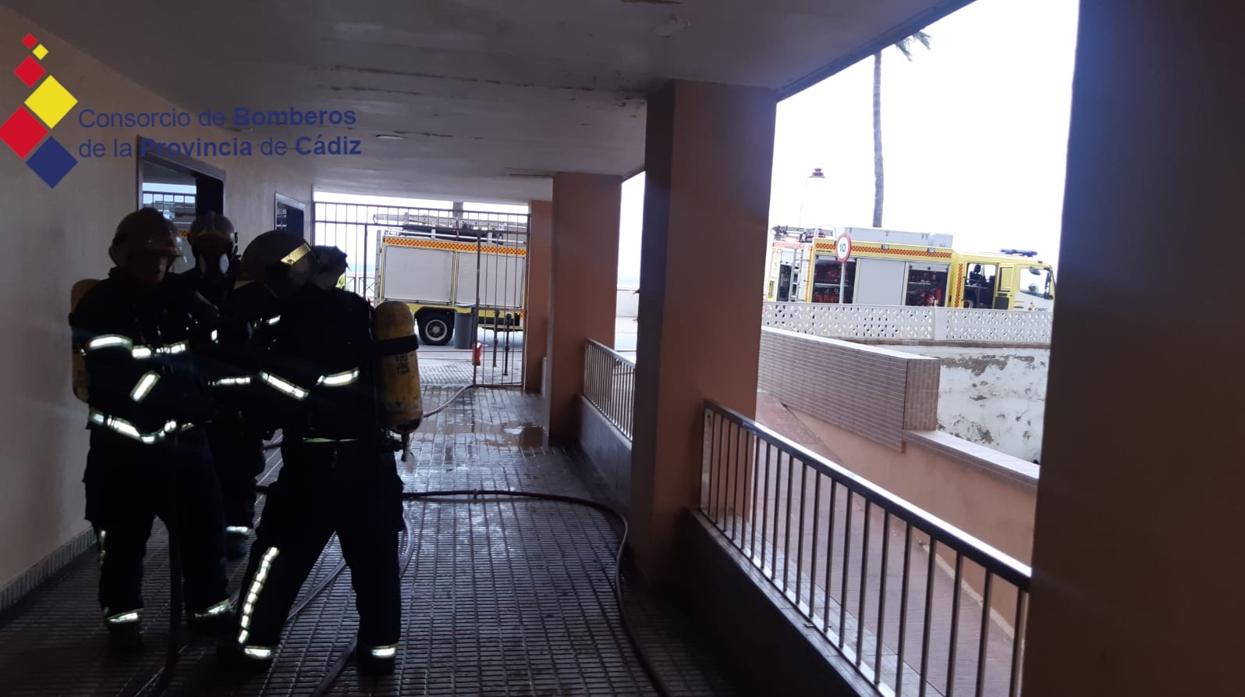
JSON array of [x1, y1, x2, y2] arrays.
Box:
[[225, 529, 250, 560], [356, 645, 397, 675], [107, 622, 143, 654], [188, 600, 235, 637], [216, 641, 274, 675]]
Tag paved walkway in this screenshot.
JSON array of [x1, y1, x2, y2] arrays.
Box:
[[0, 377, 737, 696]]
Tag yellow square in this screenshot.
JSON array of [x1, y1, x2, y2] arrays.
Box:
[[25, 75, 77, 128], [32, 43, 48, 60]]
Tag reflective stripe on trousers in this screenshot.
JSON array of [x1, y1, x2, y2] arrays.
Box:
[[96, 529, 107, 568], [104, 608, 142, 625], [236, 546, 279, 648], [367, 644, 398, 659], [192, 598, 232, 620]]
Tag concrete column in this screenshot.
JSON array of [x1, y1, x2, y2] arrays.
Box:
[[523, 200, 552, 394], [544, 173, 620, 442], [1022, 2, 1245, 695], [630, 80, 776, 575]]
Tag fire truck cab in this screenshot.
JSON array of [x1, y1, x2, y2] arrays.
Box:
[[949, 250, 1055, 311]]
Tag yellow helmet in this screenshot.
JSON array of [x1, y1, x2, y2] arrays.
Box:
[[240, 230, 317, 299]]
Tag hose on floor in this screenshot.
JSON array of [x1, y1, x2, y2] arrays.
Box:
[[136, 385, 475, 696], [139, 383, 678, 696], [308, 510, 418, 697], [303, 489, 675, 697], [151, 522, 184, 695], [136, 494, 349, 697]]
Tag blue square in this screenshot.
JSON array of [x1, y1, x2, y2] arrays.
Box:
[[26, 136, 77, 188]]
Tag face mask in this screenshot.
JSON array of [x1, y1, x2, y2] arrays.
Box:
[[197, 254, 231, 277]]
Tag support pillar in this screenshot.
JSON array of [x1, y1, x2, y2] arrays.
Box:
[[523, 200, 552, 394], [1022, 2, 1245, 695], [630, 80, 776, 575], [544, 173, 620, 442]]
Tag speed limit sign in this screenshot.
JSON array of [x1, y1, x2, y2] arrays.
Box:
[[835, 234, 852, 262]]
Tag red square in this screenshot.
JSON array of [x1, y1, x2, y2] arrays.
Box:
[[14, 56, 45, 88], [0, 106, 48, 158], [21, 33, 37, 50]]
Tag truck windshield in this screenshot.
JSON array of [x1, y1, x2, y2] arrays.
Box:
[[1019, 266, 1053, 299]]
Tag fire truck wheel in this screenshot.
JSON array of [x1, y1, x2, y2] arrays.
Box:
[[418, 312, 453, 346]]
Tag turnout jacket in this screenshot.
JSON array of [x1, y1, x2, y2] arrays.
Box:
[[247, 285, 387, 443], [71, 268, 217, 442]]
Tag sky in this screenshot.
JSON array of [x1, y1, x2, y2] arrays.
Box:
[[617, 0, 1079, 287], [319, 0, 1080, 290]]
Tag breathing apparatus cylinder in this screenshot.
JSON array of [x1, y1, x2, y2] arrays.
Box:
[[70, 279, 100, 403], [374, 301, 423, 433]]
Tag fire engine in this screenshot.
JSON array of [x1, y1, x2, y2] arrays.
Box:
[[375, 211, 527, 345], [765, 226, 1055, 310]]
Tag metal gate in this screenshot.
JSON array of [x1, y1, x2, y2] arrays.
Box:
[[313, 201, 530, 387]]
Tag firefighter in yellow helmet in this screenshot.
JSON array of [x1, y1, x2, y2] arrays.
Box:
[[311, 245, 348, 290], [69, 208, 231, 653], [219, 231, 407, 675]]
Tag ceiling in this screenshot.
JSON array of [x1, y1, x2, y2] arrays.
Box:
[[5, 0, 969, 202]]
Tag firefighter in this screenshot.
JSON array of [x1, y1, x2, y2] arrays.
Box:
[[310, 245, 348, 290], [179, 212, 265, 559], [70, 208, 231, 652], [219, 231, 404, 675]]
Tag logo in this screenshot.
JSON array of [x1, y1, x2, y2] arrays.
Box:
[[0, 33, 78, 187]]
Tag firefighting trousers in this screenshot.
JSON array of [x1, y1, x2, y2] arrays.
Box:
[[233, 439, 403, 651], [206, 414, 266, 530], [84, 430, 229, 620]]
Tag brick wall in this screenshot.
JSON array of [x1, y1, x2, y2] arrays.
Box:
[[757, 328, 939, 450]]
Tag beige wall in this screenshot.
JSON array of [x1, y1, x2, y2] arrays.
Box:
[[759, 395, 1036, 566], [545, 173, 619, 441], [631, 81, 775, 576], [1022, 1, 1245, 695], [523, 200, 552, 394], [755, 327, 1037, 562], [0, 10, 311, 589]]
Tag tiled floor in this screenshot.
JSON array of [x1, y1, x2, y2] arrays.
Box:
[[0, 375, 738, 696], [419, 331, 525, 388]]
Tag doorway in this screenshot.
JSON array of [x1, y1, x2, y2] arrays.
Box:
[[136, 141, 225, 232], [275, 193, 307, 236]]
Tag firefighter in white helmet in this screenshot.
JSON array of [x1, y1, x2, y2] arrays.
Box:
[[69, 208, 231, 653], [218, 231, 407, 675]]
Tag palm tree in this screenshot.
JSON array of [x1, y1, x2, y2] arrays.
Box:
[[873, 31, 931, 227]]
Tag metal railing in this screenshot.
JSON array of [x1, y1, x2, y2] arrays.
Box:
[[583, 340, 636, 440], [313, 201, 530, 302], [700, 402, 1031, 697]]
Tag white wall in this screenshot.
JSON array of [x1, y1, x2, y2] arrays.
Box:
[[880, 345, 1048, 462], [615, 287, 639, 318], [0, 9, 312, 589]]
